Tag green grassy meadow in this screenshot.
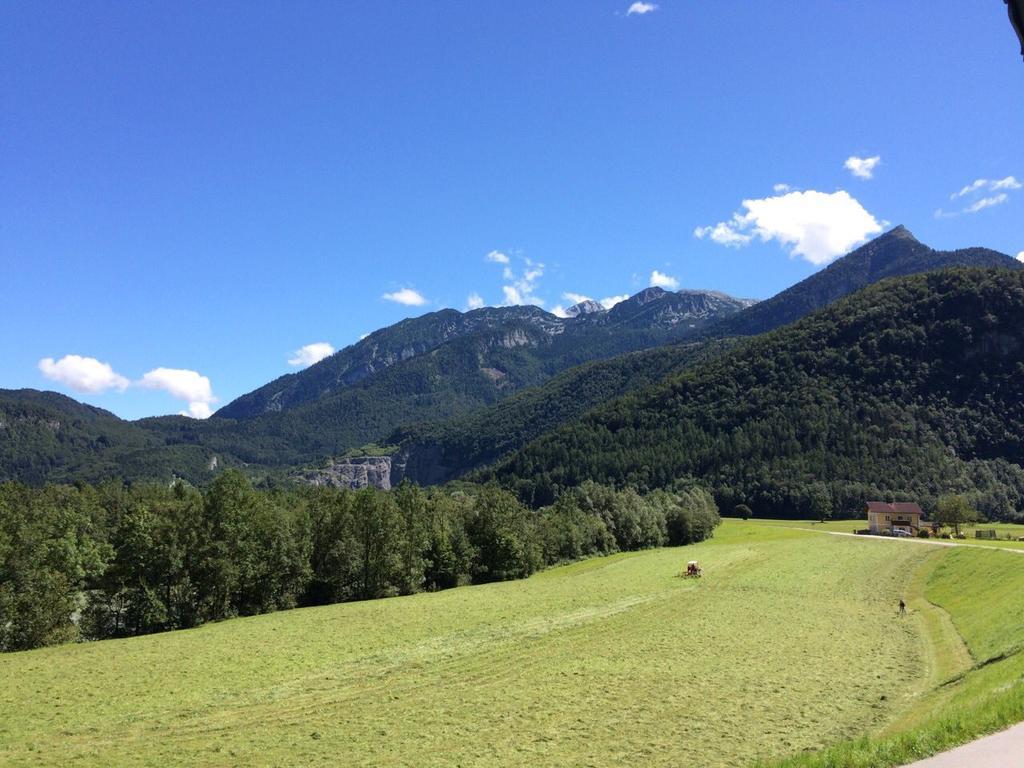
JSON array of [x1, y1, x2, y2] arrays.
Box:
[[2, 522, 1023, 767], [756, 518, 1024, 550]]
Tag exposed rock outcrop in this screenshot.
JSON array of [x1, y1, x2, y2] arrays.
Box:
[[296, 456, 395, 490]]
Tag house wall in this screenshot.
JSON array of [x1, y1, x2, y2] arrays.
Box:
[[866, 510, 921, 534]]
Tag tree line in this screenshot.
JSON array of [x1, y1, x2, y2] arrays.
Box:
[[0, 472, 719, 652]]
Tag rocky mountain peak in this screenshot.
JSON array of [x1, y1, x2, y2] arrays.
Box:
[[882, 224, 919, 243], [626, 287, 668, 306], [565, 299, 605, 317]]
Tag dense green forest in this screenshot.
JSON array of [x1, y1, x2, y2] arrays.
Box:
[[486, 269, 1024, 521], [0, 471, 719, 652], [391, 339, 736, 484]]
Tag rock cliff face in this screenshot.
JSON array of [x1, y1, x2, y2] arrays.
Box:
[[293, 447, 457, 490], [296, 456, 396, 490], [215, 290, 756, 420]]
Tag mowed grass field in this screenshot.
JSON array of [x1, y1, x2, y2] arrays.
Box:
[[1, 521, 1020, 767]]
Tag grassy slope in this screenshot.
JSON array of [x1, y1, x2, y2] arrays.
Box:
[[0, 523, 931, 767], [764, 531, 1024, 767]]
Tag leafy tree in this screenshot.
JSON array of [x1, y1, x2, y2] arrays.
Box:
[[352, 488, 401, 599], [0, 483, 110, 651], [466, 485, 541, 582], [808, 484, 832, 523], [392, 482, 428, 596], [935, 494, 980, 536]]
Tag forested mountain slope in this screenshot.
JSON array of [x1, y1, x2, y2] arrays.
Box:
[[0, 391, 220, 485], [705, 225, 1020, 338], [390, 339, 737, 485], [486, 269, 1024, 520], [376, 228, 1020, 487]]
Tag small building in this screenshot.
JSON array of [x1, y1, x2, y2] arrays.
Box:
[[865, 501, 924, 535]]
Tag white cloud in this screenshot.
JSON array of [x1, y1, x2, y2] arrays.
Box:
[[939, 175, 1020, 218], [183, 402, 214, 419], [992, 176, 1023, 191], [1017, 251, 1024, 263], [38, 354, 130, 394], [952, 176, 1021, 199], [627, 2, 658, 14], [485, 250, 510, 264], [288, 342, 335, 368], [600, 294, 630, 309], [694, 222, 753, 247], [139, 367, 217, 420], [359, 333, 370, 340], [953, 179, 987, 199], [649, 270, 680, 290], [382, 287, 427, 306], [466, 292, 485, 310], [844, 155, 881, 180], [502, 285, 526, 305], [497, 257, 545, 307], [695, 188, 883, 266], [550, 305, 569, 318], [773, 183, 791, 194], [965, 194, 1009, 214]]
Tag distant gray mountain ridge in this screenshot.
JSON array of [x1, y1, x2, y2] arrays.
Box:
[[215, 286, 757, 419]]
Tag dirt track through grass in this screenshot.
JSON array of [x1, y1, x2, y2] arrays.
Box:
[[0, 523, 932, 767]]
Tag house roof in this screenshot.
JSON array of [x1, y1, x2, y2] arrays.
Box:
[[866, 501, 923, 516]]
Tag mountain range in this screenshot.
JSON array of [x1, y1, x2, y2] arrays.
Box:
[[485, 267, 1024, 520], [1, 225, 1020, 491]]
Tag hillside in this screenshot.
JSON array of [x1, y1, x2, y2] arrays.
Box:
[[487, 269, 1024, 518], [216, 288, 755, 419], [5, 523, 1024, 767], [0, 390, 222, 485], [706, 225, 1020, 337], [0, 524, 937, 766], [375, 227, 1021, 487], [389, 339, 737, 485]]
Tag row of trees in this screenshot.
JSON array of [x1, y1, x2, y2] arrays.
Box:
[[0, 473, 719, 652]]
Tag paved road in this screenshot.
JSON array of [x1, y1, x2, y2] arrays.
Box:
[[900, 722, 1024, 766]]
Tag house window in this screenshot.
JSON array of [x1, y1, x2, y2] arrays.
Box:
[[886, 515, 890, 521]]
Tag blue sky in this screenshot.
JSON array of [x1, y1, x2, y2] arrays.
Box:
[[3, 1, 1022, 419]]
